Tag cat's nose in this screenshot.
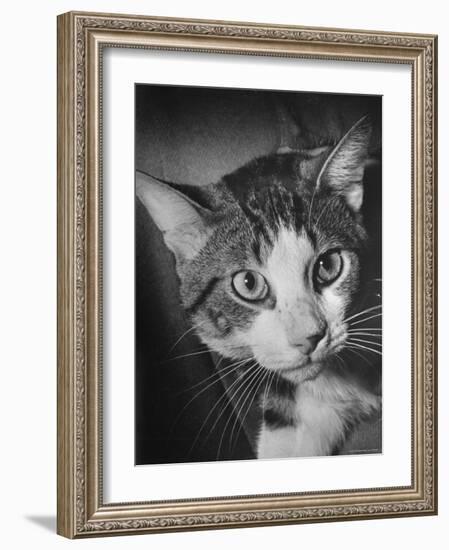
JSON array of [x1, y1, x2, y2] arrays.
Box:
[[305, 330, 326, 353], [289, 327, 326, 354]]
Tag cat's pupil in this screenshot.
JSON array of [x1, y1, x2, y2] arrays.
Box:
[[321, 256, 331, 272], [244, 272, 256, 290]]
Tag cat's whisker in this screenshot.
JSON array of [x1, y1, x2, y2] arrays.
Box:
[[349, 312, 383, 327], [346, 342, 383, 357], [332, 353, 343, 368], [163, 348, 214, 363], [348, 337, 382, 348], [167, 323, 202, 354], [235, 368, 272, 444], [176, 360, 229, 396], [274, 370, 280, 396], [267, 370, 277, 404], [206, 362, 259, 427], [347, 332, 382, 339], [213, 364, 263, 459], [342, 346, 374, 367], [166, 342, 257, 363], [184, 357, 252, 400], [175, 356, 249, 396], [179, 355, 233, 393], [166, 341, 279, 365], [227, 367, 267, 454], [343, 304, 382, 324], [333, 352, 347, 370], [215, 354, 226, 371], [188, 390, 235, 457], [338, 350, 366, 371], [170, 358, 253, 437], [188, 362, 258, 457], [230, 367, 270, 453], [175, 369, 224, 398], [347, 330, 382, 336], [347, 327, 382, 332], [218, 365, 265, 455], [262, 370, 275, 410], [230, 368, 273, 454]]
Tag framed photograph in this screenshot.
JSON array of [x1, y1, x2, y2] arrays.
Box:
[[57, 11, 438, 538]]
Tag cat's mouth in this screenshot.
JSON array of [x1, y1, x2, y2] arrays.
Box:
[[273, 344, 344, 381], [275, 359, 325, 384], [280, 356, 312, 372], [253, 342, 341, 378]]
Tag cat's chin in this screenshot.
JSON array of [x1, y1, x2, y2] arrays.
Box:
[[277, 361, 324, 384]]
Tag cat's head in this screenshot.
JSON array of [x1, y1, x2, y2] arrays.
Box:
[[137, 116, 372, 383]]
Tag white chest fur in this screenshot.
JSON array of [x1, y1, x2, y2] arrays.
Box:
[[257, 369, 380, 458]]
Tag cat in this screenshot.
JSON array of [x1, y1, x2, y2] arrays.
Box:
[[136, 115, 381, 458]]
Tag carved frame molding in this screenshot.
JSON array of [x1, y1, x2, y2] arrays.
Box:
[[57, 11, 437, 538]]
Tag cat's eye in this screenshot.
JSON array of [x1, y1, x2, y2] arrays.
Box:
[[232, 270, 268, 301], [314, 250, 343, 286]]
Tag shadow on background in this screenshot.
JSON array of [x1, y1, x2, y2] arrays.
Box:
[[25, 515, 56, 533]]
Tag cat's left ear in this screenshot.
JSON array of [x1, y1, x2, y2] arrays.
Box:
[[317, 115, 372, 212]]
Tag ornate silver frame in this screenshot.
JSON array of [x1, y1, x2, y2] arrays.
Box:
[[57, 11, 438, 538]]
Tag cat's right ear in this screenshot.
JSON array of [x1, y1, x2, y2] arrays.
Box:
[[136, 171, 212, 261]]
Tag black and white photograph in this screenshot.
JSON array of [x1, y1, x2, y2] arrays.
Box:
[[135, 85, 382, 465]]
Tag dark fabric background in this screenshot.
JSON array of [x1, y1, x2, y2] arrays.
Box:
[[135, 85, 382, 465]]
